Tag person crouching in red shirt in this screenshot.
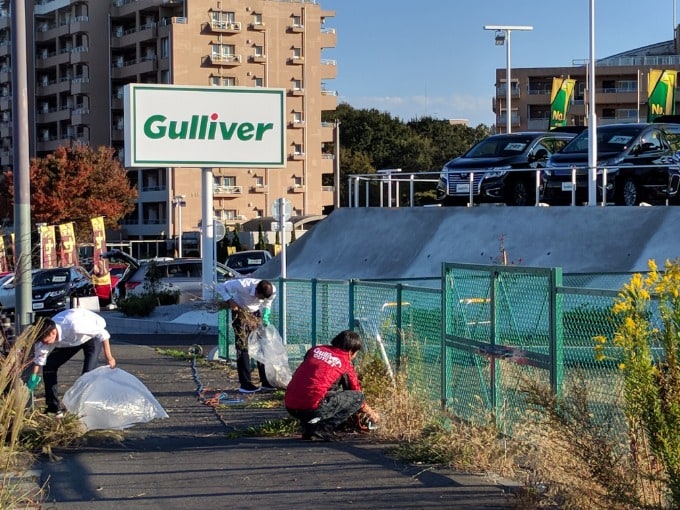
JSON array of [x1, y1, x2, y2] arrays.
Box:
[[285, 330, 380, 441]]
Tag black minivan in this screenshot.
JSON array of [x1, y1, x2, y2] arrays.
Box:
[[436, 131, 577, 206], [541, 123, 680, 205]]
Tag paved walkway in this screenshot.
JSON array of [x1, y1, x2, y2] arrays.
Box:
[[36, 338, 517, 509]]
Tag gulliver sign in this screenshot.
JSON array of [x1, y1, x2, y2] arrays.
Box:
[[124, 84, 285, 167]]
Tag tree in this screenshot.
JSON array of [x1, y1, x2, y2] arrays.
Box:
[[256, 221, 267, 250], [232, 224, 242, 251], [0, 144, 137, 242]]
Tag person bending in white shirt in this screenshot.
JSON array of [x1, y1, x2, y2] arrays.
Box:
[[216, 278, 275, 393], [27, 308, 116, 415]]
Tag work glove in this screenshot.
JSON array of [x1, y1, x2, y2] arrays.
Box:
[[26, 374, 41, 392], [261, 308, 271, 327]]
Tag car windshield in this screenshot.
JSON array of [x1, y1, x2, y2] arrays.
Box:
[[561, 125, 645, 154], [226, 253, 267, 269], [33, 269, 70, 286], [464, 136, 534, 158]]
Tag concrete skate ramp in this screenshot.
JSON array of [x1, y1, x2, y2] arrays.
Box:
[[254, 206, 680, 280]]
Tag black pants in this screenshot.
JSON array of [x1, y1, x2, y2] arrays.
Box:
[[43, 337, 101, 413], [232, 309, 270, 388], [288, 390, 365, 433]]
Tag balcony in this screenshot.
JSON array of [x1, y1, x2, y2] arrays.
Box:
[[320, 27, 336, 48], [70, 77, 92, 95], [288, 23, 304, 33], [250, 185, 268, 193], [208, 54, 242, 67], [289, 152, 305, 161], [288, 185, 306, 193], [289, 120, 305, 129], [71, 108, 90, 125], [320, 59, 337, 79], [249, 22, 266, 31], [0, 41, 9, 57], [210, 20, 241, 33], [288, 87, 305, 97], [249, 55, 267, 64], [214, 185, 243, 196], [69, 15, 90, 34], [288, 56, 304, 65]]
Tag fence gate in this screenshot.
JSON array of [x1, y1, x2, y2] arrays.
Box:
[[442, 263, 563, 432]]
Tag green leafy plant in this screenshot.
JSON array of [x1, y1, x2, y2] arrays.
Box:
[[595, 259, 680, 506], [116, 293, 157, 317]]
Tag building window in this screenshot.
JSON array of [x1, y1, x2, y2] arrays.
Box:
[[214, 176, 236, 189], [292, 15, 302, 27], [292, 111, 303, 123], [255, 176, 265, 187], [212, 44, 235, 60], [292, 47, 302, 59], [253, 13, 263, 25], [216, 209, 237, 221], [160, 37, 169, 58], [293, 143, 303, 155], [254, 45, 264, 57], [293, 176, 303, 188], [211, 11, 235, 28], [253, 77, 263, 87], [210, 76, 237, 87], [292, 79, 303, 90], [255, 209, 263, 218]]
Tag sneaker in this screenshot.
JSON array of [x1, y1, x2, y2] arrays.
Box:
[[260, 384, 277, 391], [238, 384, 261, 393]]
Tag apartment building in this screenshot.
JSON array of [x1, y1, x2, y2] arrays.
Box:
[[490, 27, 680, 132], [0, 0, 337, 249]]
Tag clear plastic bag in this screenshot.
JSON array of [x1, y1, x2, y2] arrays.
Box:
[[248, 325, 292, 388], [63, 366, 169, 430]]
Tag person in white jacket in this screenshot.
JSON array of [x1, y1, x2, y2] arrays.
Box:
[[27, 308, 116, 415]]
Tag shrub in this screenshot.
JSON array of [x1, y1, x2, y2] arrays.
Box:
[[116, 294, 157, 317]]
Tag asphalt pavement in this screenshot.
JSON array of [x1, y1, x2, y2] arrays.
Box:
[[32, 325, 518, 509]]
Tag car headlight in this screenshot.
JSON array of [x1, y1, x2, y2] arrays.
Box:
[[485, 166, 512, 178]]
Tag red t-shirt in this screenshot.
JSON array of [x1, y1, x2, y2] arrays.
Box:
[[284, 345, 361, 410]]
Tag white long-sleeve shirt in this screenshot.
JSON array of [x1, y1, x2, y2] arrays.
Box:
[[33, 308, 111, 366], [215, 278, 276, 313]]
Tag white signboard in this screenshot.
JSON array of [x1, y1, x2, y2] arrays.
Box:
[[124, 84, 285, 168]]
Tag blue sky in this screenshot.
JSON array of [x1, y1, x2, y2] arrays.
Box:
[[320, 0, 678, 127]]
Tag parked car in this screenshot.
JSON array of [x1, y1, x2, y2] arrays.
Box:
[[224, 250, 273, 275], [0, 266, 95, 316], [102, 250, 242, 304], [541, 122, 680, 205], [436, 130, 577, 206]]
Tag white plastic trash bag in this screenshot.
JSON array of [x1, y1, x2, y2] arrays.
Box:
[[63, 366, 169, 430], [248, 325, 292, 388]]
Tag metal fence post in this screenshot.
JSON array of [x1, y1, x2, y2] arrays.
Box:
[[311, 278, 317, 346], [549, 267, 564, 397], [396, 283, 403, 369], [349, 279, 356, 331]]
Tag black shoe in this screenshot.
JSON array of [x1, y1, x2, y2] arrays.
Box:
[[238, 384, 261, 393], [260, 384, 277, 391]]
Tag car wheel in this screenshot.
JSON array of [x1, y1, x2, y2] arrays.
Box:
[[615, 177, 640, 206], [504, 179, 532, 206]]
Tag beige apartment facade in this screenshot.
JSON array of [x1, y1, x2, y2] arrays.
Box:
[[490, 28, 680, 132], [0, 0, 337, 252]]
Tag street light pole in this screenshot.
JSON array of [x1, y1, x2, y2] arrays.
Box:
[[484, 25, 533, 134], [172, 195, 186, 257]]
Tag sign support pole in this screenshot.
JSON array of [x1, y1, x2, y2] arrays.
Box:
[[201, 168, 215, 301]]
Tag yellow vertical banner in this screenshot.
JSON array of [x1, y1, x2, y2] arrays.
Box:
[[549, 77, 576, 128], [90, 216, 110, 285], [58, 222, 78, 267], [40, 224, 57, 269], [0, 235, 7, 273], [9, 233, 14, 271], [647, 69, 677, 121]]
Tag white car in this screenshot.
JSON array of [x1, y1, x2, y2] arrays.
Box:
[[0, 272, 16, 312]]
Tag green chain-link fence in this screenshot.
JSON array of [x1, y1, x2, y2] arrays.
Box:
[[217, 268, 642, 436]]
